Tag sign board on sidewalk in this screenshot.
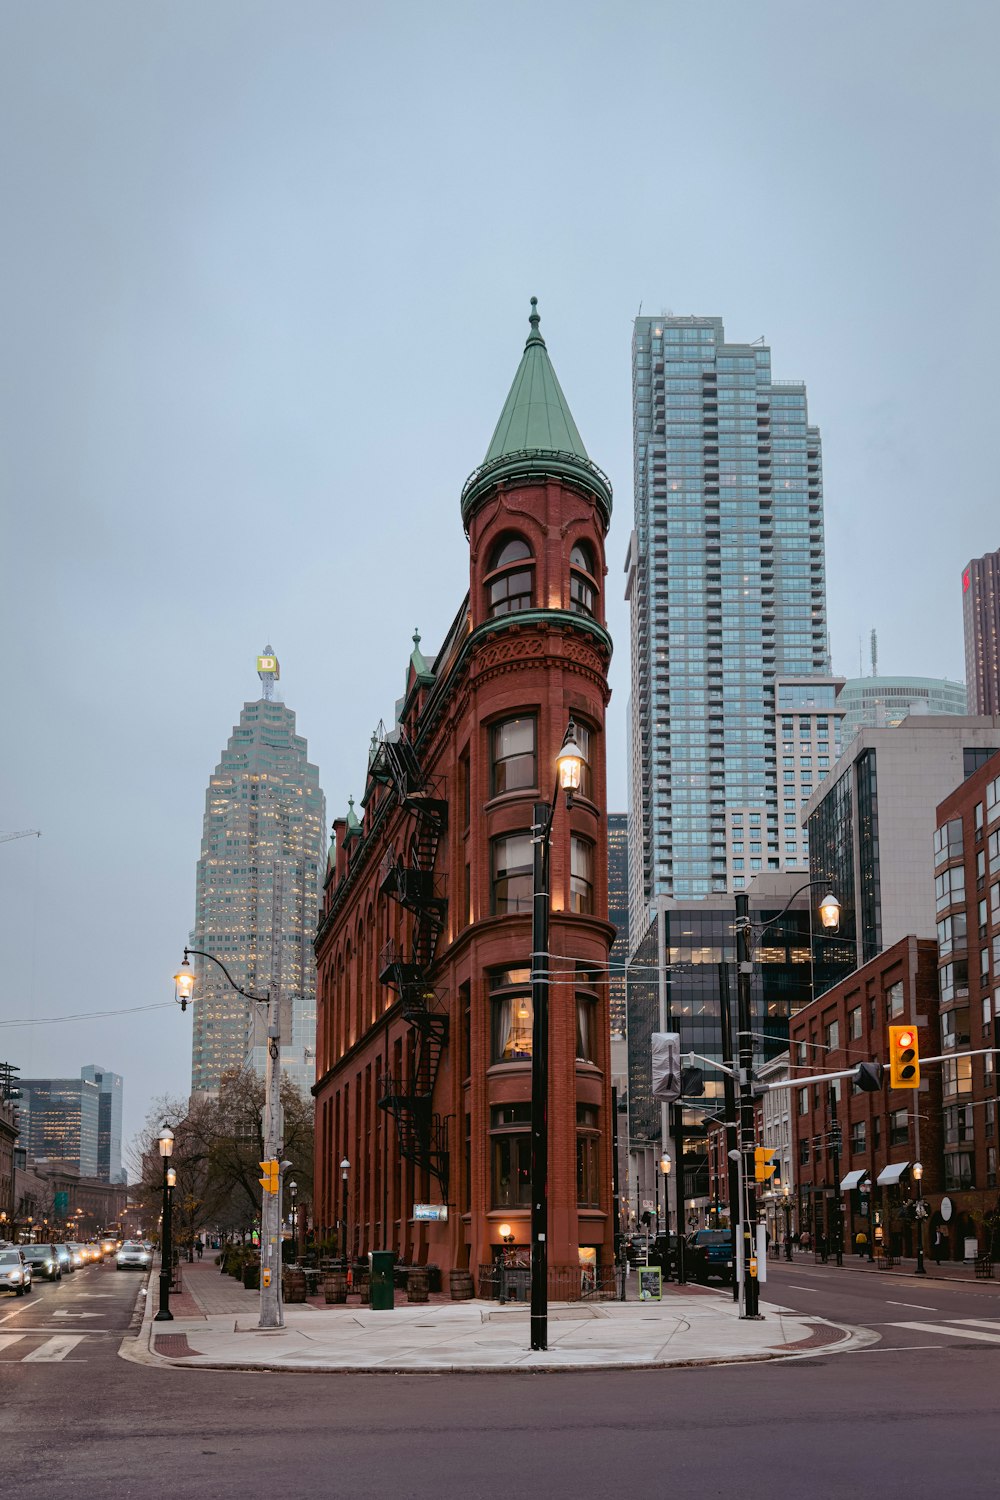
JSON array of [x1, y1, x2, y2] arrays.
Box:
[[638, 1266, 662, 1301]]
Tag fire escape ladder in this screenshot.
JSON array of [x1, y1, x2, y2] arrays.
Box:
[[374, 728, 449, 1198]]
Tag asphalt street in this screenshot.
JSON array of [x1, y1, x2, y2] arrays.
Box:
[[2, 1260, 998, 1500]]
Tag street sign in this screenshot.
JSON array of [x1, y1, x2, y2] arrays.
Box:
[[54, 1192, 69, 1215]]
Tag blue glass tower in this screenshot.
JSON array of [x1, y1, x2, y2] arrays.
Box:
[[626, 316, 830, 913]]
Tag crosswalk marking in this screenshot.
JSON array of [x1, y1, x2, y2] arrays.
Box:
[[23, 1335, 84, 1362], [949, 1319, 1000, 1332], [0, 1335, 25, 1352], [891, 1321, 1000, 1344]]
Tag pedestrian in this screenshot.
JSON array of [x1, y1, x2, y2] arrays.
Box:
[[817, 1231, 828, 1264], [855, 1231, 868, 1257], [196, 1239, 204, 1261], [933, 1228, 945, 1266]]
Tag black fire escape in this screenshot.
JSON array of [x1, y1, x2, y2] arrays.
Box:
[[372, 723, 449, 1197]]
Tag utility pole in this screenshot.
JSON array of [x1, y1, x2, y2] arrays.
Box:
[[734, 892, 761, 1318], [260, 1010, 283, 1329]]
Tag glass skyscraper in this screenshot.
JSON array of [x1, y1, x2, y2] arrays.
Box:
[[626, 316, 830, 915], [189, 651, 325, 1096], [607, 813, 629, 1035], [80, 1065, 125, 1183], [17, 1076, 100, 1176]]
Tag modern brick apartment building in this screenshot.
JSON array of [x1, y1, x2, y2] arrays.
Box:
[[933, 751, 1000, 1255], [313, 302, 615, 1285], [790, 937, 943, 1258]]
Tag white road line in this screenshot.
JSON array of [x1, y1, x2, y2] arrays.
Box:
[[51, 1310, 101, 1319], [788, 1286, 816, 1292], [886, 1301, 938, 1310], [0, 1334, 25, 1352], [23, 1335, 84, 1362], [891, 1321, 1000, 1344], [858, 1344, 944, 1352], [949, 1319, 1000, 1331]]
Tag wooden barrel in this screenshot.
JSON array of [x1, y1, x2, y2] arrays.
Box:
[[449, 1269, 475, 1301], [407, 1267, 429, 1303], [323, 1272, 348, 1304], [283, 1269, 307, 1304]]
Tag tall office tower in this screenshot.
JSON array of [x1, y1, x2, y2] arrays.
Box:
[[17, 1076, 100, 1175], [838, 675, 967, 744], [80, 1065, 125, 1183], [626, 316, 830, 911], [189, 649, 326, 1095], [964, 549, 1000, 715], [607, 813, 629, 1034]]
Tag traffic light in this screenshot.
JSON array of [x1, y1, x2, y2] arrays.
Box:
[[754, 1147, 777, 1182], [259, 1160, 279, 1194], [888, 1026, 920, 1089]]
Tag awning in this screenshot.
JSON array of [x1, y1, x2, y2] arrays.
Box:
[[877, 1162, 910, 1186], [840, 1169, 869, 1191]]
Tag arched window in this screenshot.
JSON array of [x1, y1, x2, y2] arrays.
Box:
[[486, 535, 534, 618], [570, 539, 597, 619]]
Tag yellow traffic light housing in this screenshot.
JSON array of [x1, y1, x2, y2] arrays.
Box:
[[754, 1146, 777, 1182], [258, 1160, 279, 1194], [888, 1025, 920, 1089]]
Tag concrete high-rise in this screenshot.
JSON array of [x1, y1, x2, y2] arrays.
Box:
[[626, 316, 830, 914], [80, 1065, 125, 1184], [607, 814, 629, 1035], [963, 549, 1000, 715], [189, 650, 325, 1095]]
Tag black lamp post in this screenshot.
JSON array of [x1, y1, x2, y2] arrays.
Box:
[[913, 1161, 926, 1274], [288, 1179, 298, 1260], [154, 1125, 174, 1322], [530, 718, 587, 1353], [340, 1158, 350, 1267], [734, 881, 840, 1319]]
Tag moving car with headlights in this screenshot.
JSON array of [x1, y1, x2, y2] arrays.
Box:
[[65, 1242, 87, 1269], [116, 1240, 152, 1271], [54, 1243, 74, 1274], [1, 1248, 33, 1296], [21, 1243, 62, 1281]]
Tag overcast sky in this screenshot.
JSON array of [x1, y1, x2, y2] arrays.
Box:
[[1, 1, 996, 1153]]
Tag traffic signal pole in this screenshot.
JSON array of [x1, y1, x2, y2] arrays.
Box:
[[735, 892, 761, 1319]]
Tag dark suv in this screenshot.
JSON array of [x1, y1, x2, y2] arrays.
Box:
[[685, 1229, 735, 1285]]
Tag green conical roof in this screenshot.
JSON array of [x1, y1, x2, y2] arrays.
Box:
[[461, 298, 612, 530], [484, 298, 589, 462]]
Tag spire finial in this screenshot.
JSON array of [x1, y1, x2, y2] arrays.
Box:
[[348, 795, 355, 812], [526, 295, 545, 347], [412, 627, 421, 648]]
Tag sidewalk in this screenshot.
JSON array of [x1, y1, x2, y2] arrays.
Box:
[[123, 1261, 873, 1374], [786, 1249, 993, 1283]]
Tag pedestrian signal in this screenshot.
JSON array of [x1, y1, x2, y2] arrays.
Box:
[[888, 1026, 920, 1089], [259, 1160, 279, 1194], [754, 1147, 777, 1182]]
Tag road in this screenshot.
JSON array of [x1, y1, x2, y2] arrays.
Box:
[[2, 1257, 999, 1500]]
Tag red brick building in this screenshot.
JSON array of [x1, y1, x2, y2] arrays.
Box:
[[313, 302, 616, 1285], [933, 752, 1000, 1255], [790, 937, 942, 1257]]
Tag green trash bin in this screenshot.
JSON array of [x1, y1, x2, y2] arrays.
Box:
[[369, 1250, 395, 1311]]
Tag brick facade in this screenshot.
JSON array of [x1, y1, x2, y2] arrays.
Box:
[[313, 314, 615, 1284]]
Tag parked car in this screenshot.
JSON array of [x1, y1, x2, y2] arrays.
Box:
[[116, 1240, 152, 1272], [649, 1233, 682, 1281], [21, 1243, 62, 1281], [0, 1248, 32, 1296], [685, 1229, 735, 1285]]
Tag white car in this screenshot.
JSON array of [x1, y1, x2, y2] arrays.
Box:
[[116, 1240, 151, 1271], [0, 1248, 32, 1296]]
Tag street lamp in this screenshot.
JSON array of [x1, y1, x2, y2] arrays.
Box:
[[912, 1161, 926, 1275], [782, 1182, 793, 1261], [288, 1179, 298, 1259], [734, 880, 839, 1318], [530, 718, 587, 1353], [154, 1126, 174, 1322], [172, 946, 283, 1330], [659, 1154, 671, 1234], [340, 1159, 350, 1267]]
